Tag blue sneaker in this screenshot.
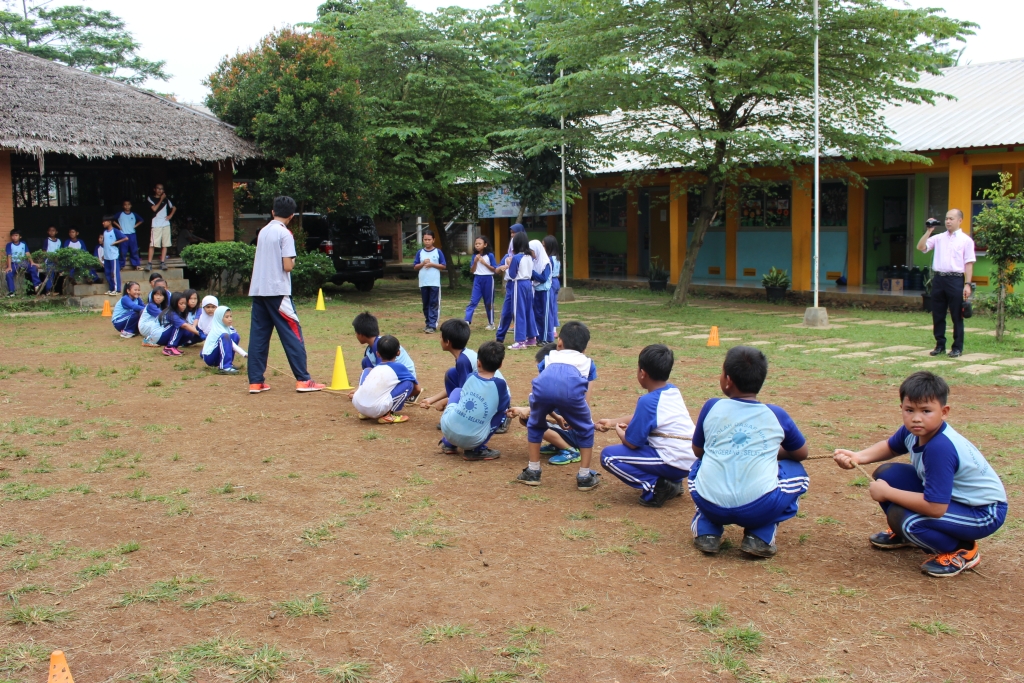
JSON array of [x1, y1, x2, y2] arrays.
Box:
[[540, 444, 559, 456], [548, 448, 581, 465]]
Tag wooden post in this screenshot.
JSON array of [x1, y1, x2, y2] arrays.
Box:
[[546, 215, 557, 236], [948, 154, 972, 233], [626, 189, 639, 277], [0, 151, 12, 257], [846, 184, 865, 287], [668, 176, 687, 284], [213, 160, 234, 242], [791, 171, 812, 291], [493, 217, 509, 257], [572, 182, 589, 280], [725, 194, 738, 281]]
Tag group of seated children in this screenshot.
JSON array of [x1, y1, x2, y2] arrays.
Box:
[[110, 276, 246, 373]]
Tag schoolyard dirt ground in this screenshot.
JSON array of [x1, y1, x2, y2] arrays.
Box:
[[2, 281, 1023, 683]]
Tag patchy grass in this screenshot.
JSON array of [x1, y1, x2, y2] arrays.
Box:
[[118, 575, 212, 606], [420, 623, 473, 644], [4, 604, 73, 625], [300, 518, 346, 547], [717, 625, 763, 652], [181, 593, 246, 611], [622, 519, 660, 544], [565, 511, 595, 520], [275, 594, 330, 619], [559, 526, 593, 541], [703, 645, 747, 675], [910, 620, 957, 636], [340, 575, 371, 593], [0, 642, 49, 674], [318, 661, 372, 683], [689, 603, 728, 631]]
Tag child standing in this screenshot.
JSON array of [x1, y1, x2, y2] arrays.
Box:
[[517, 321, 600, 491], [413, 230, 446, 333], [530, 238, 554, 343], [112, 281, 146, 339], [439, 341, 509, 461], [350, 335, 419, 424], [201, 306, 248, 375], [117, 200, 144, 270], [598, 344, 695, 508], [834, 372, 1006, 577], [4, 229, 43, 296], [41, 226, 62, 295], [689, 346, 809, 558], [495, 232, 536, 350], [544, 235, 561, 342], [100, 216, 128, 296], [464, 236, 497, 330]]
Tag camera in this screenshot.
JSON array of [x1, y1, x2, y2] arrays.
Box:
[[925, 218, 941, 228]]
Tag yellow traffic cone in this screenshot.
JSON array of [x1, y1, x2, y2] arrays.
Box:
[[706, 325, 720, 347], [329, 346, 353, 390], [315, 289, 326, 311], [101, 300, 112, 317], [48, 650, 74, 683]]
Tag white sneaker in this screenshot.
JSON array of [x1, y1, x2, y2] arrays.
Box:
[[485, 324, 495, 331], [119, 331, 135, 339]]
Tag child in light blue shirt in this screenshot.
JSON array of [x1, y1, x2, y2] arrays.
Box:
[[100, 216, 127, 296], [440, 341, 509, 461], [413, 231, 446, 333]]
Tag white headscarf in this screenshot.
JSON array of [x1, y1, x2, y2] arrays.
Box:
[[202, 306, 233, 356], [196, 295, 219, 334], [529, 239, 550, 277]]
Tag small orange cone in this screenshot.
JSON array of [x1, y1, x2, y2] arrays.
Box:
[[101, 300, 112, 317], [706, 325, 720, 347], [48, 651, 74, 683]]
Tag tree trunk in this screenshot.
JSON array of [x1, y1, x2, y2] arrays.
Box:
[[429, 207, 458, 289], [996, 279, 1006, 341], [670, 177, 720, 307], [516, 203, 526, 224]]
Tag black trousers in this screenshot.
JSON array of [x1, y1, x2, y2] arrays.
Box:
[[931, 274, 965, 352]]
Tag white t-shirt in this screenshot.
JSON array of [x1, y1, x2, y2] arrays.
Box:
[[248, 220, 297, 297], [148, 196, 173, 228]]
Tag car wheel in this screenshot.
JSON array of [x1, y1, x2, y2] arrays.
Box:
[[328, 274, 347, 286], [354, 280, 374, 292]]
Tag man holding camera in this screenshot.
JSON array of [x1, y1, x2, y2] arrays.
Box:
[[917, 209, 975, 358]]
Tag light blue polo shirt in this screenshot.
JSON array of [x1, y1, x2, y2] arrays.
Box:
[[414, 247, 446, 288]]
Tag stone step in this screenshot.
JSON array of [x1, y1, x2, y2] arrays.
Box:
[[70, 294, 122, 310], [121, 267, 185, 279], [71, 278, 190, 297]]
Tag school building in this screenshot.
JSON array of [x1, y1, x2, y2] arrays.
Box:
[[0, 47, 258, 255], [479, 58, 1024, 298]]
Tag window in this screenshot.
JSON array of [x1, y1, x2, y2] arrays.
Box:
[[739, 183, 791, 228], [687, 187, 724, 228], [588, 190, 626, 232], [971, 173, 1000, 254], [818, 182, 847, 227], [13, 170, 79, 208]]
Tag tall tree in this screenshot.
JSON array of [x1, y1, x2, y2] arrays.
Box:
[[0, 2, 167, 85], [206, 29, 375, 222], [530, 0, 973, 304], [972, 174, 1024, 341]]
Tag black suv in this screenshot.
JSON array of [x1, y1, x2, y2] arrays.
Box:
[[302, 214, 385, 292]]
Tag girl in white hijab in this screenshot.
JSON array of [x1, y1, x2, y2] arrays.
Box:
[[200, 306, 247, 374], [528, 239, 550, 344], [195, 295, 219, 337]]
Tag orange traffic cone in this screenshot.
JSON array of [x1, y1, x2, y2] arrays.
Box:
[[48, 651, 74, 683], [101, 300, 112, 317], [706, 325, 720, 347]]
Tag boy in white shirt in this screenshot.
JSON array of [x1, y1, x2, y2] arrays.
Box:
[[350, 335, 419, 425], [413, 231, 446, 333]]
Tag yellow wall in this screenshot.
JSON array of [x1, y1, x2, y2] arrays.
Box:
[[847, 184, 864, 287], [948, 154, 973, 233], [791, 171, 812, 291], [668, 176, 687, 283]]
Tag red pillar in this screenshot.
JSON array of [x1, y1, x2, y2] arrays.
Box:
[[213, 160, 234, 242]]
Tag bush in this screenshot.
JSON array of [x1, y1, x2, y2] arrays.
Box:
[[30, 248, 103, 293], [180, 242, 256, 294], [975, 292, 1024, 319], [291, 251, 335, 297]]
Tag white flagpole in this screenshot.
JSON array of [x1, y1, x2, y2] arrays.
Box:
[[559, 68, 574, 302]]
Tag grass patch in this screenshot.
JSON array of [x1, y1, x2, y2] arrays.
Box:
[[275, 594, 330, 619], [560, 526, 593, 541], [717, 625, 763, 652], [815, 516, 842, 526], [420, 623, 473, 644], [910, 620, 956, 635], [1, 482, 59, 501], [622, 519, 660, 544], [595, 545, 637, 557], [239, 493, 262, 503], [318, 662, 372, 683], [832, 586, 865, 597], [407, 472, 431, 486], [703, 645, 747, 675], [76, 560, 127, 580], [21, 456, 54, 474], [849, 476, 870, 487], [4, 605, 72, 625], [689, 603, 728, 630], [118, 575, 212, 606], [300, 518, 346, 547], [181, 593, 246, 611], [146, 380, 163, 388], [340, 575, 371, 593], [565, 511, 595, 520], [68, 484, 93, 494], [327, 470, 357, 478], [0, 642, 49, 674], [441, 669, 515, 683], [362, 430, 382, 441], [211, 482, 237, 494]]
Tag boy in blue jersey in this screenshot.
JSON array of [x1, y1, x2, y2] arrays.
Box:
[[4, 229, 43, 296], [516, 321, 601, 491], [439, 341, 510, 461], [834, 372, 1007, 577], [349, 335, 418, 424], [420, 319, 477, 411], [100, 216, 128, 296], [413, 231, 446, 333], [597, 344, 695, 508], [352, 311, 421, 403], [689, 346, 809, 558], [117, 200, 145, 270]]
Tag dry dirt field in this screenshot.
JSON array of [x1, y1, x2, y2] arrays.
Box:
[[1, 285, 1023, 683]]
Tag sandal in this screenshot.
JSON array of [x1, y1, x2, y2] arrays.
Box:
[[378, 413, 408, 424]]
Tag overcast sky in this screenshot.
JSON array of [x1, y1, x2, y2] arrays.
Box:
[[76, 0, 1024, 104]]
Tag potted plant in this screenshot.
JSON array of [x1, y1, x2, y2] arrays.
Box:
[[921, 267, 933, 313], [761, 267, 790, 303], [648, 257, 670, 292]]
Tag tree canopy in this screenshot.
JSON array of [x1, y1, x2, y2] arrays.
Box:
[[972, 174, 1024, 340]]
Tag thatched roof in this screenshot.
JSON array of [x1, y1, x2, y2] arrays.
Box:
[[0, 48, 259, 162]]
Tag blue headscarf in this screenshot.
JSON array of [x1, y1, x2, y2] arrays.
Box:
[[202, 306, 233, 356], [508, 223, 526, 255]]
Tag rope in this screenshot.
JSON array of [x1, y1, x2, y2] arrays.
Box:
[[805, 452, 874, 480], [650, 431, 691, 441]]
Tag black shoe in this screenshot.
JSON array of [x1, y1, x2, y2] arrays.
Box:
[[869, 528, 911, 550], [740, 533, 777, 558], [494, 415, 512, 435], [929, 346, 946, 356], [653, 477, 682, 505], [516, 467, 542, 486], [948, 349, 962, 358], [438, 439, 458, 455], [576, 470, 601, 491], [694, 535, 722, 554], [463, 447, 500, 461]]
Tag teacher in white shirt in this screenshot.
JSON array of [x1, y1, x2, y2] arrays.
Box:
[[917, 209, 976, 359]]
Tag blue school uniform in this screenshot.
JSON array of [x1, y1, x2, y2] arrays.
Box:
[[111, 294, 145, 335], [62, 239, 88, 281], [549, 255, 560, 329], [440, 372, 510, 451], [495, 253, 535, 343], [874, 423, 1007, 554], [353, 361, 418, 418], [465, 252, 497, 326], [688, 398, 809, 545], [117, 211, 143, 268], [40, 237, 62, 292], [361, 336, 417, 379], [414, 247, 446, 329], [101, 228, 125, 292], [526, 349, 596, 448], [444, 348, 479, 396], [139, 302, 167, 344], [601, 384, 696, 503], [5, 241, 41, 292], [531, 259, 552, 342]]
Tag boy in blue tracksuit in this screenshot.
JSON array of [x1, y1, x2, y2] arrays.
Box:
[[100, 217, 127, 296], [598, 344, 696, 508], [517, 321, 600, 491], [834, 372, 1007, 577], [413, 231, 446, 333], [351, 311, 420, 401], [350, 335, 418, 424], [420, 319, 478, 411], [440, 341, 510, 461], [117, 200, 145, 270], [689, 346, 809, 558], [4, 229, 42, 296]]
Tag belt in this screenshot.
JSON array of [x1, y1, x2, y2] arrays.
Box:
[[934, 271, 964, 278]]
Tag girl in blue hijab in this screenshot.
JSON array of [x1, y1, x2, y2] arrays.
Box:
[[201, 306, 247, 374]]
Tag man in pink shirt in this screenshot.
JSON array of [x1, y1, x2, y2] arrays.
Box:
[[917, 209, 975, 358]]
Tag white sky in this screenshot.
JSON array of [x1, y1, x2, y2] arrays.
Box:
[[77, 0, 1024, 104]]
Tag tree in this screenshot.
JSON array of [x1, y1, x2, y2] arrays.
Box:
[[315, 0, 505, 286], [972, 173, 1024, 341], [0, 2, 167, 85], [206, 28, 375, 221], [529, 0, 974, 305]]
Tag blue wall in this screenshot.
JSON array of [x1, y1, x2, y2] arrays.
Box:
[[694, 231, 726, 279], [816, 231, 848, 284], [737, 232, 792, 282]]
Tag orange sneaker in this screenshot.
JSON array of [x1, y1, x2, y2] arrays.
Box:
[[378, 413, 408, 424], [249, 383, 271, 394], [921, 543, 980, 577], [296, 380, 325, 392]]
